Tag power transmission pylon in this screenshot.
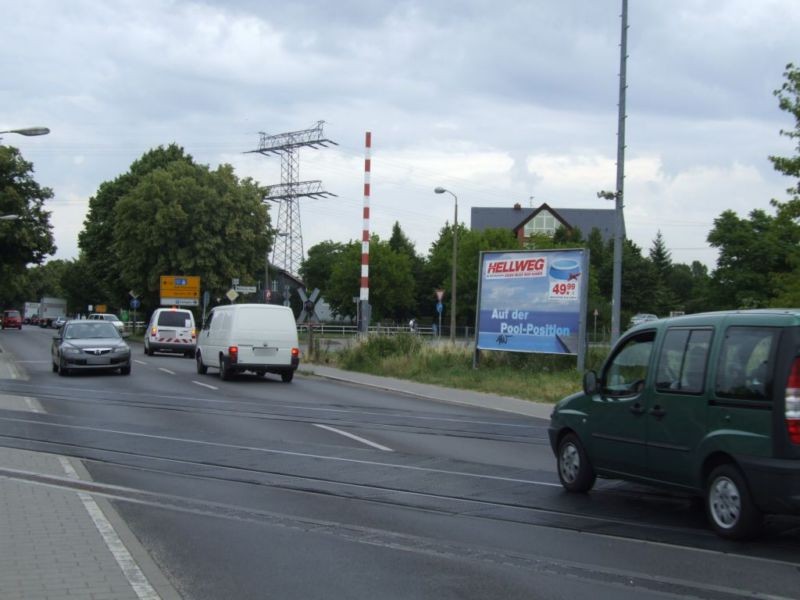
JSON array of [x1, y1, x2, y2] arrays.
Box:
[[246, 121, 338, 277]]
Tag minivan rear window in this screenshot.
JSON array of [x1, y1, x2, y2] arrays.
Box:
[[157, 311, 193, 327], [714, 326, 777, 401]]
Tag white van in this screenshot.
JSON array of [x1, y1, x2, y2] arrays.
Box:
[[144, 308, 197, 357], [195, 304, 300, 382]]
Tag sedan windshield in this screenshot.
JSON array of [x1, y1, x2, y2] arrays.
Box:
[[64, 322, 121, 339]]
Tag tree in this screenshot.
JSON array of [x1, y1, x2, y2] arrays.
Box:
[[299, 240, 347, 293], [319, 236, 415, 322], [79, 145, 271, 314], [388, 221, 426, 317], [769, 63, 800, 216], [648, 230, 677, 315], [707, 209, 800, 308], [0, 146, 55, 306], [79, 145, 189, 307]]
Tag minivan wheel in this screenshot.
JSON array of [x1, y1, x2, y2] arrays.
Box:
[[557, 433, 596, 493], [196, 352, 207, 375], [705, 464, 762, 540], [281, 370, 294, 383]]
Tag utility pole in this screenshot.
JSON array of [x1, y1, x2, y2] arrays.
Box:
[[611, 0, 629, 344], [246, 121, 338, 278]]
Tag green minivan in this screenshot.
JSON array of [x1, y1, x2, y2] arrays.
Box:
[[549, 309, 800, 539]]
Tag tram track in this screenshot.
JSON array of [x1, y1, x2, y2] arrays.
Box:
[[0, 415, 798, 565]]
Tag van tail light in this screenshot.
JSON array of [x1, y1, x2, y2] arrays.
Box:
[[191, 328, 196, 340], [228, 346, 238, 364], [291, 347, 300, 358], [785, 358, 800, 445], [150, 326, 157, 336]]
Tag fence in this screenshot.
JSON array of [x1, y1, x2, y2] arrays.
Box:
[[296, 323, 475, 339]]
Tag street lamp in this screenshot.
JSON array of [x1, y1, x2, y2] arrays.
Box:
[[0, 214, 21, 221], [0, 127, 50, 138], [434, 187, 458, 342]]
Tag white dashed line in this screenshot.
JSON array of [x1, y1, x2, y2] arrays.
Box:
[[192, 380, 218, 390], [134, 360, 147, 365], [313, 423, 393, 452], [157, 368, 175, 375]]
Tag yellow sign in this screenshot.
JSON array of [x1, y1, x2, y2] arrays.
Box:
[[96, 304, 107, 313], [160, 275, 200, 306]]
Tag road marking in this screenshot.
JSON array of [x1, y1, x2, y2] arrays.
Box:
[[134, 360, 147, 365], [192, 380, 218, 390], [57, 457, 161, 600], [158, 368, 175, 375], [314, 423, 393, 452]]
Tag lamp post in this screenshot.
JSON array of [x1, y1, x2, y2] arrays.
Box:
[[0, 127, 50, 139], [434, 187, 458, 342]]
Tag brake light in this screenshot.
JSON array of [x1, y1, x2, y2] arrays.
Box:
[[150, 326, 157, 336], [228, 346, 238, 364], [786, 358, 800, 445], [191, 328, 196, 339], [291, 347, 300, 357]]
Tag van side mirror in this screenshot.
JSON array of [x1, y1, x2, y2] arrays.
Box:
[[583, 370, 600, 395]]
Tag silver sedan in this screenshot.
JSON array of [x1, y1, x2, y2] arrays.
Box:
[[51, 320, 132, 376]]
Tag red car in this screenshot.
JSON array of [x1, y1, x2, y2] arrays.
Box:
[[2, 309, 22, 329]]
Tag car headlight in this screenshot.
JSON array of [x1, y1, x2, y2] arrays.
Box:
[[62, 346, 81, 355], [113, 345, 130, 355]]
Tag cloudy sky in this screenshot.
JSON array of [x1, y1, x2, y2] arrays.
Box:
[[3, 0, 798, 270]]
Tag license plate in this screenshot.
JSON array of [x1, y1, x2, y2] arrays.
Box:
[[253, 347, 277, 356]]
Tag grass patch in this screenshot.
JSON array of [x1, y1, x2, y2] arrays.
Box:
[[322, 334, 609, 404]]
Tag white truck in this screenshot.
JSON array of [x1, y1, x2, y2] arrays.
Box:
[[23, 302, 40, 324], [38, 296, 67, 328]]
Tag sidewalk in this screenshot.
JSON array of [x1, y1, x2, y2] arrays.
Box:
[[0, 350, 179, 600]]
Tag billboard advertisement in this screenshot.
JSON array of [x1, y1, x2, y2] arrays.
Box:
[[475, 249, 588, 359]]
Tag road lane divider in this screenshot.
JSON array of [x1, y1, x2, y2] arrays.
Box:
[[134, 360, 147, 365], [192, 381, 218, 390], [313, 423, 393, 452], [157, 368, 175, 375]]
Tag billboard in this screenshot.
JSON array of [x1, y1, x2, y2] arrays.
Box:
[[160, 275, 200, 306], [475, 249, 588, 360]]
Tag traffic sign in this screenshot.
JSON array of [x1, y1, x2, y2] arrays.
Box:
[[225, 289, 238, 302], [435, 289, 445, 301], [130, 298, 141, 309], [160, 275, 200, 306], [436, 302, 443, 314], [234, 285, 257, 293]]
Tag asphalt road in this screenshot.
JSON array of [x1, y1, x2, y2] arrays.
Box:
[[1, 325, 799, 599]]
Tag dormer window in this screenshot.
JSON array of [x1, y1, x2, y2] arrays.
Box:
[[523, 209, 560, 237]]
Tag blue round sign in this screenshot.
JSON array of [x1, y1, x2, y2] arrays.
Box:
[[130, 298, 141, 309], [436, 302, 443, 314]]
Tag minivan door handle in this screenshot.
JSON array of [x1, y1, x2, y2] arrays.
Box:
[[649, 405, 666, 419], [629, 402, 645, 416]]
